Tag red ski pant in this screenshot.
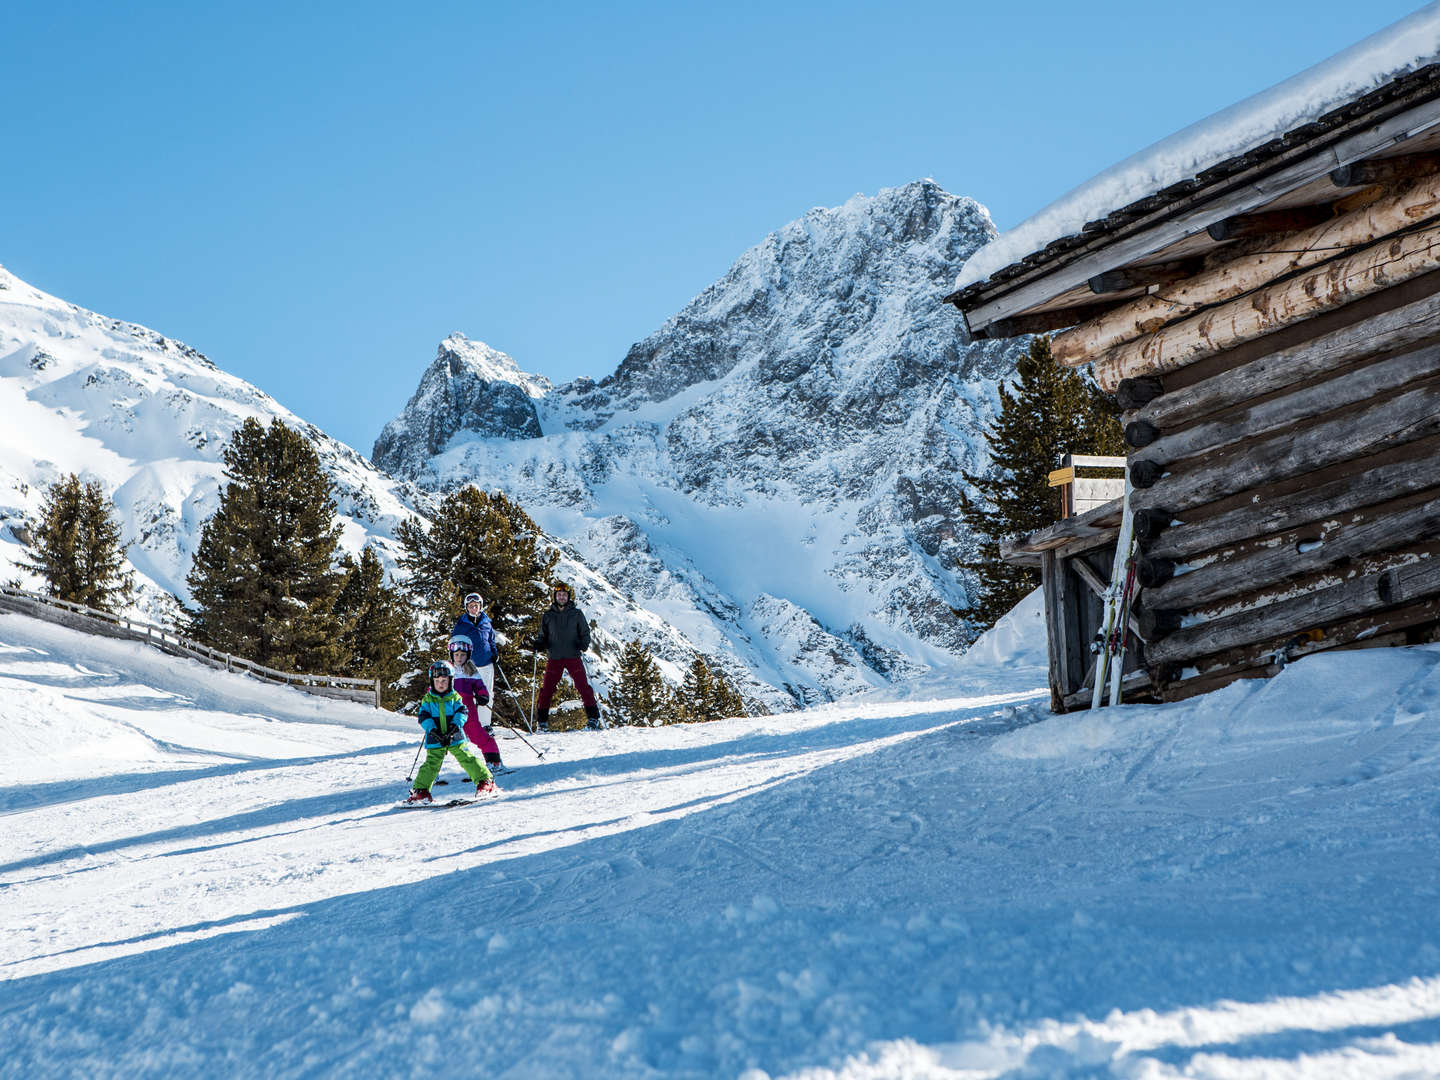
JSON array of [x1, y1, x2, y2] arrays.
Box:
[[536, 657, 597, 711]]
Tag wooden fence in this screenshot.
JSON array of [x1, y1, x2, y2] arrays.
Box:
[[0, 586, 382, 707]]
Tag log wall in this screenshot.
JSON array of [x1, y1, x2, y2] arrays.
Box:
[[1001, 166, 1440, 706], [1116, 286, 1440, 700]]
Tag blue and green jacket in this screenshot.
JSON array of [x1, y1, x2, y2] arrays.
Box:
[[417, 689, 469, 748]]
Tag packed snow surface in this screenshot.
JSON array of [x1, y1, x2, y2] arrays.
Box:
[[956, 3, 1440, 291], [3, 595, 1440, 1078]]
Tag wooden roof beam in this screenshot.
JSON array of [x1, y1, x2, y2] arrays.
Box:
[[1086, 258, 1206, 295], [960, 299, 1127, 340], [1330, 149, 1440, 187], [1205, 204, 1334, 242]]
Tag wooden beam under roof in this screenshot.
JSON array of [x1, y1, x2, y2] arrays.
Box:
[[1330, 149, 1440, 187], [1087, 258, 1205, 295]]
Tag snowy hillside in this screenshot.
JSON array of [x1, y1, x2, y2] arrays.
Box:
[[4, 598, 1440, 1078], [375, 181, 1028, 706], [0, 266, 738, 701], [0, 264, 434, 620]]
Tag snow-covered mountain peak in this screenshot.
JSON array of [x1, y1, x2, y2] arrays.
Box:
[[438, 333, 550, 398], [371, 334, 555, 477], [374, 181, 1031, 706]]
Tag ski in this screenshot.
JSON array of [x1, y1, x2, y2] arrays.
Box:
[[1092, 474, 1139, 709], [398, 797, 478, 809]]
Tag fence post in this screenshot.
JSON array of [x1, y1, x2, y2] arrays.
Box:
[[374, 678, 382, 709]]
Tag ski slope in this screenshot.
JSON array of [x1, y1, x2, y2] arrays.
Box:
[[3, 595, 1440, 1078]]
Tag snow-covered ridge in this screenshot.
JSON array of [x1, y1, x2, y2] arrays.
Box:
[[375, 181, 1030, 707], [956, 4, 1440, 291], [0, 262, 438, 619]]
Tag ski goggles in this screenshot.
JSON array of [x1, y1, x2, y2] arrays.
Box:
[[464, 593, 482, 605]]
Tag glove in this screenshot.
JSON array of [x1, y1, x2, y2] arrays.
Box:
[[477, 691, 490, 707], [427, 724, 450, 747], [526, 634, 544, 652]]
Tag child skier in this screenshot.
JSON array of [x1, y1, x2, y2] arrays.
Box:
[[405, 660, 498, 804], [448, 635, 507, 774]]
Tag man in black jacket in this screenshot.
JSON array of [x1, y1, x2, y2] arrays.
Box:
[[530, 581, 602, 730]]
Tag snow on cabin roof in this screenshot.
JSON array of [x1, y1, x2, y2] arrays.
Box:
[[954, 4, 1440, 295]]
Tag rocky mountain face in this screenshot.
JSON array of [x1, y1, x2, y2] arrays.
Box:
[[375, 181, 1029, 707]]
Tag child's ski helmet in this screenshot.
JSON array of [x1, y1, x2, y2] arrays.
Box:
[[429, 660, 453, 683], [447, 636, 471, 656]]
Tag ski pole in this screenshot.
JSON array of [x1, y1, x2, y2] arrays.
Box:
[[494, 661, 537, 734], [405, 737, 425, 783], [531, 649, 539, 728], [499, 710, 547, 761]]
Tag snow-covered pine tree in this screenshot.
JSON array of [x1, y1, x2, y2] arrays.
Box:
[[395, 486, 558, 715], [959, 336, 1124, 630], [679, 655, 747, 722], [186, 418, 346, 673], [605, 640, 676, 726], [336, 546, 410, 708], [22, 474, 133, 613]]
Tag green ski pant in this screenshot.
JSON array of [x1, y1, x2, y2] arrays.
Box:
[[415, 743, 491, 790]]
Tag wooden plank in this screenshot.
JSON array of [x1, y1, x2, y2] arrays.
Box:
[[1331, 150, 1440, 188], [1145, 489, 1440, 612], [1205, 204, 1335, 241], [1064, 454, 1127, 468], [977, 300, 1127, 339], [1145, 548, 1440, 666], [1092, 219, 1440, 392], [1137, 340, 1440, 466], [1180, 596, 1440, 678], [1143, 439, 1440, 562], [961, 93, 1440, 334], [1134, 287, 1440, 431], [1130, 381, 1440, 514], [1062, 669, 1153, 711], [1041, 550, 1069, 712], [1088, 258, 1205, 294], [1000, 499, 1125, 562], [1048, 466, 1075, 487]]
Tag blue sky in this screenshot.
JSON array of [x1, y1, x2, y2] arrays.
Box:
[[2, 1, 1427, 453]]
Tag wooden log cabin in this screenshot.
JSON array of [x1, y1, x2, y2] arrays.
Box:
[[946, 14, 1440, 709]]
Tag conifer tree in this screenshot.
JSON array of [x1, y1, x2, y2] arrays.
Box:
[[679, 655, 747, 722], [23, 474, 134, 613], [604, 640, 676, 726], [959, 336, 1125, 629], [395, 486, 559, 716], [186, 418, 346, 672], [336, 546, 411, 708]]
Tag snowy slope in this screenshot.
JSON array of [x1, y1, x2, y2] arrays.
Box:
[[3, 599, 1440, 1078], [375, 181, 1027, 706], [0, 264, 435, 621], [957, 4, 1440, 290]]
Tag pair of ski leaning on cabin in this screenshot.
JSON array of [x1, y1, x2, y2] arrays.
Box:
[[405, 584, 601, 805]]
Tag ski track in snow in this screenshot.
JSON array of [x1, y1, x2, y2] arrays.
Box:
[[2, 604, 1440, 1079]]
